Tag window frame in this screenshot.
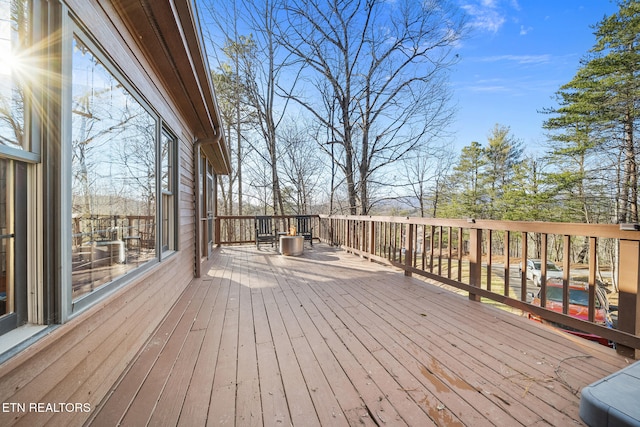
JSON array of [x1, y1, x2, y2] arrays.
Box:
[[159, 127, 177, 255], [2, 0, 188, 338], [0, 0, 42, 162], [0, 0, 42, 337], [65, 17, 176, 316]]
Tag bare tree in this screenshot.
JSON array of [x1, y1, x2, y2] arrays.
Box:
[[201, 0, 300, 215], [201, 3, 252, 216], [279, 119, 324, 213], [210, 43, 256, 216], [402, 144, 455, 217], [210, 66, 238, 216], [279, 0, 465, 214]]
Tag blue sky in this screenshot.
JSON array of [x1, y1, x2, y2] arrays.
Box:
[[450, 0, 619, 154]]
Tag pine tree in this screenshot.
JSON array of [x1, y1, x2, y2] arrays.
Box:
[[446, 141, 487, 219], [542, 0, 640, 224], [589, 0, 640, 223], [484, 124, 523, 219]]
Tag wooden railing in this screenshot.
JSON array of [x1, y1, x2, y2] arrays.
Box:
[[215, 214, 640, 357], [214, 215, 321, 245]]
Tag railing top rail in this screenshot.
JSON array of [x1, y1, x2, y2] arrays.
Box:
[[319, 215, 640, 240], [216, 214, 321, 220]]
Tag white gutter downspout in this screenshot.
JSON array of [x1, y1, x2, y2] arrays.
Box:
[[194, 130, 222, 278]]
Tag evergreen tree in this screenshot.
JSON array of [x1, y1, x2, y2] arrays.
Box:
[[543, 0, 640, 224], [542, 73, 611, 223], [502, 157, 551, 221], [446, 141, 487, 219], [590, 0, 640, 223], [484, 124, 523, 219]]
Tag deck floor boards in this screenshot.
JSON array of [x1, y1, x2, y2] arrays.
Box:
[[90, 244, 630, 426]]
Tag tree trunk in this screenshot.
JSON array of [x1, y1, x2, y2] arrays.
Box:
[[269, 132, 284, 215], [342, 111, 357, 215], [345, 146, 357, 215], [619, 109, 637, 223], [359, 129, 369, 215], [626, 109, 637, 223]]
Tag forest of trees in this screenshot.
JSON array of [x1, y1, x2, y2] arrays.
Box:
[[199, 0, 640, 225]]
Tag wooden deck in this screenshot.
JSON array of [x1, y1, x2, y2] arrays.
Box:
[[88, 244, 630, 426]]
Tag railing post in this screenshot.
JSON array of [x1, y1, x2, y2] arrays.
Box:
[[504, 231, 510, 296], [362, 220, 367, 253], [469, 227, 482, 302], [562, 235, 571, 315], [588, 237, 597, 323], [214, 216, 221, 247], [521, 232, 528, 301], [437, 226, 443, 276], [429, 226, 435, 272], [486, 229, 492, 291], [369, 220, 375, 258], [405, 223, 414, 276], [618, 239, 640, 358], [330, 218, 334, 245], [457, 227, 463, 282], [540, 233, 547, 306], [448, 227, 453, 280]]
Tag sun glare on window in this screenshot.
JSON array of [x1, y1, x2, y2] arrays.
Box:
[[0, 41, 13, 75]]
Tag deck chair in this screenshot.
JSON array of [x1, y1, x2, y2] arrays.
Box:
[[255, 216, 277, 248], [295, 215, 313, 246]]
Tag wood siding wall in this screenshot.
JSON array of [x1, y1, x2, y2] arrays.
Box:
[[0, 252, 194, 425], [0, 1, 202, 424]]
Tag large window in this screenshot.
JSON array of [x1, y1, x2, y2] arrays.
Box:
[[0, 0, 32, 336], [1, 2, 184, 328], [0, 159, 27, 334], [0, 160, 14, 322], [161, 129, 176, 252], [71, 35, 158, 300], [0, 0, 29, 152]]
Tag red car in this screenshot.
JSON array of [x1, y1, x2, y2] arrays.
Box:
[[529, 279, 613, 346]]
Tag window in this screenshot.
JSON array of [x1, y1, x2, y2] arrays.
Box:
[[0, 159, 27, 334], [0, 161, 12, 321], [545, 287, 602, 309], [160, 129, 176, 252], [0, 0, 32, 336], [0, 0, 239, 369], [0, 0, 29, 152], [1, 2, 186, 327], [70, 35, 157, 301]]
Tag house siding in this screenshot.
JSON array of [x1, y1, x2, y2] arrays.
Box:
[[0, 253, 193, 425], [0, 0, 210, 424]]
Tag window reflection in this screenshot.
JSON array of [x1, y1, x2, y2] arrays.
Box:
[[0, 0, 30, 150], [161, 130, 174, 251], [0, 159, 13, 317], [71, 36, 156, 300]]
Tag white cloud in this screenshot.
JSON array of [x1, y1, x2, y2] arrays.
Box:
[[519, 25, 533, 35], [461, 0, 523, 34], [479, 54, 551, 64], [467, 84, 510, 93], [461, 3, 506, 33]]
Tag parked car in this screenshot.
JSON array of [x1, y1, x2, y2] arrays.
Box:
[[528, 278, 614, 347], [519, 259, 563, 286]]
